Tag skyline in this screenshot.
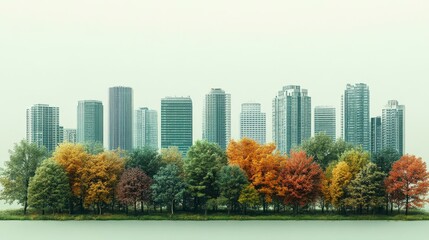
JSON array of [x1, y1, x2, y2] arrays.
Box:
[[1, 1, 428, 167]]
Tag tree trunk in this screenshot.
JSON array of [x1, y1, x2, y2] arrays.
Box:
[[24, 201, 28, 215], [405, 195, 409, 215], [134, 201, 137, 214], [171, 200, 174, 215], [141, 201, 144, 214], [98, 203, 102, 215]]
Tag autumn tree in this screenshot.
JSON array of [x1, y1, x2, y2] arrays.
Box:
[[238, 184, 260, 214], [217, 165, 248, 214], [185, 141, 227, 213], [53, 142, 90, 213], [277, 151, 323, 214], [151, 164, 186, 215], [345, 162, 386, 213], [340, 148, 370, 179], [320, 161, 337, 212], [126, 147, 163, 178], [28, 159, 70, 214], [116, 168, 152, 214], [83, 151, 125, 214], [160, 146, 184, 173], [0, 140, 47, 214], [385, 155, 429, 215], [329, 161, 352, 210]]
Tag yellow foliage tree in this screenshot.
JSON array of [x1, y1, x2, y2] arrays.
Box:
[[330, 161, 352, 208], [340, 149, 370, 179]]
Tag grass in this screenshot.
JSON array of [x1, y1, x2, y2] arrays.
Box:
[[1, 209, 429, 221]]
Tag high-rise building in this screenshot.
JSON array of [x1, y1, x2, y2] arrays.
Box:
[[382, 100, 405, 155], [77, 100, 103, 144], [342, 83, 370, 151], [63, 128, 77, 143], [109, 86, 133, 151], [273, 85, 311, 153], [26, 104, 61, 152], [240, 103, 266, 144], [371, 116, 382, 154], [203, 88, 231, 150], [134, 107, 158, 149], [314, 106, 336, 141], [161, 97, 193, 156]]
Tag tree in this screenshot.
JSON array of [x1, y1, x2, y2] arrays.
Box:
[[185, 141, 227, 213], [372, 148, 401, 174], [227, 138, 262, 178], [329, 161, 352, 209], [277, 151, 323, 214], [126, 147, 163, 178], [53, 143, 90, 213], [28, 159, 70, 214], [340, 148, 370, 179], [151, 164, 186, 215], [160, 146, 184, 173], [238, 184, 261, 214], [83, 151, 125, 214], [82, 141, 105, 155], [320, 161, 337, 212], [217, 165, 248, 214], [385, 155, 429, 215], [0, 140, 47, 214], [116, 168, 152, 214], [345, 162, 386, 213]]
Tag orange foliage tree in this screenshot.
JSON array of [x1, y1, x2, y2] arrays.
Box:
[[53, 143, 90, 213], [227, 138, 286, 210], [277, 151, 323, 214], [385, 155, 429, 215]]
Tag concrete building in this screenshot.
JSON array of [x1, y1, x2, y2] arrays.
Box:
[[77, 100, 103, 144], [240, 103, 266, 144], [63, 128, 77, 143], [371, 116, 382, 154], [382, 100, 405, 155], [314, 106, 336, 141], [26, 104, 61, 152], [134, 107, 158, 149], [109, 86, 133, 151]]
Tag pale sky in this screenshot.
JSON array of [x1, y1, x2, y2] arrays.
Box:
[[1, 0, 428, 168]]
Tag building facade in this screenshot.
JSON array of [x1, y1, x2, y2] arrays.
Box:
[[63, 128, 77, 143], [109, 86, 133, 151], [314, 106, 336, 141], [382, 100, 405, 155], [371, 116, 382, 154], [342, 83, 370, 151], [26, 104, 61, 152], [161, 97, 193, 156], [273, 85, 311, 153], [77, 100, 103, 144], [240, 103, 266, 144], [134, 107, 158, 149], [203, 88, 231, 150]]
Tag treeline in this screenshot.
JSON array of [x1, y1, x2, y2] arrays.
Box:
[[1, 134, 428, 216]]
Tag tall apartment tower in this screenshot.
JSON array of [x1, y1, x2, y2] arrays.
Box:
[[63, 128, 77, 143], [371, 116, 382, 154], [273, 85, 311, 153], [134, 107, 158, 149], [342, 83, 370, 151], [382, 100, 405, 155], [26, 104, 61, 152], [109, 86, 133, 151], [77, 100, 103, 144], [240, 103, 266, 144], [161, 97, 193, 156], [314, 106, 336, 141], [203, 88, 231, 150]]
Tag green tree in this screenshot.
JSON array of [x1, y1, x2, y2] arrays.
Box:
[[340, 148, 370, 179], [28, 159, 71, 214], [160, 146, 184, 173], [345, 162, 386, 213], [372, 148, 401, 174], [238, 184, 260, 214], [126, 147, 163, 178], [217, 165, 248, 214], [151, 164, 186, 215], [0, 140, 47, 214], [185, 141, 227, 214]]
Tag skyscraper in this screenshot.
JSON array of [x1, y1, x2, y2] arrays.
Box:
[[63, 128, 77, 143], [109, 86, 133, 151], [203, 88, 231, 150], [26, 104, 60, 152], [77, 100, 103, 144], [134, 107, 158, 149], [342, 83, 370, 151], [240, 103, 266, 144], [161, 97, 193, 156], [314, 106, 336, 141], [382, 100, 405, 155], [371, 116, 382, 154], [273, 85, 311, 153]]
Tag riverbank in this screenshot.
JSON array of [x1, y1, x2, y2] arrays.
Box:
[[1, 209, 429, 221]]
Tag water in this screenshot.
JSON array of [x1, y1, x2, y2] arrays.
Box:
[[0, 220, 428, 240]]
